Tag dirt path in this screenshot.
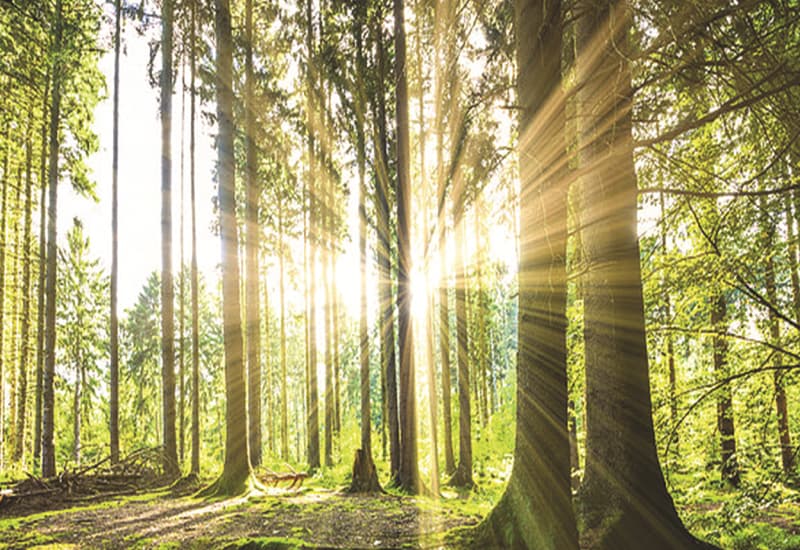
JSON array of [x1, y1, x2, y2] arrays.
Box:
[[0, 488, 480, 549]]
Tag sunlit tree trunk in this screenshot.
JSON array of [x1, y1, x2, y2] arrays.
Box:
[[474, 0, 577, 545], [109, 0, 121, 466], [265, 274, 274, 454], [305, 0, 321, 471], [203, 0, 253, 495], [41, 0, 64, 478], [349, 3, 381, 491], [449, 206, 473, 488], [189, 0, 200, 476], [474, 202, 489, 429], [433, 0, 455, 475], [159, 0, 179, 479], [244, 0, 262, 469], [373, 6, 400, 481], [575, 2, 713, 547], [659, 192, 678, 459], [394, 0, 421, 494], [416, 8, 439, 493]]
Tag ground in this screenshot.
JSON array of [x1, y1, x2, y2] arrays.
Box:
[[0, 484, 482, 549]]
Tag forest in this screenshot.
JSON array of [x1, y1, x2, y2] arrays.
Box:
[[0, 0, 799, 548]]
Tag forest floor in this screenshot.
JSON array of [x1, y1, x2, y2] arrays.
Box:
[[0, 480, 483, 549], [2, 474, 800, 549]]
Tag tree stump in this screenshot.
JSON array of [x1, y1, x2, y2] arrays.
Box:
[[347, 449, 383, 493]]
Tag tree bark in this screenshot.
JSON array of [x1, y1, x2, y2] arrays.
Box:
[[711, 293, 739, 486], [349, 3, 381, 493], [41, 0, 64, 478], [189, 0, 200, 476], [449, 208, 473, 488], [304, 0, 321, 471], [474, 0, 577, 545], [160, 0, 179, 479], [244, 0, 262, 469], [373, 6, 400, 482], [203, 0, 254, 495], [575, 2, 715, 547], [394, 0, 421, 494], [109, 0, 121, 466], [34, 73, 50, 465]]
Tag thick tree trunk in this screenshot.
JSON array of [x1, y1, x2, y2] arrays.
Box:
[[575, 2, 715, 547], [349, 4, 381, 493], [41, 0, 64, 478], [474, 1, 577, 546], [109, 0, 121, 466], [373, 9, 400, 482], [394, 0, 421, 494], [160, 0, 179, 479], [244, 0, 262, 469], [203, 0, 253, 495]]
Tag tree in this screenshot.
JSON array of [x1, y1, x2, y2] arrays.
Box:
[[203, 0, 253, 496], [348, 0, 381, 493], [394, 0, 421, 494], [159, 0, 179, 480], [371, 3, 400, 479], [574, 2, 717, 547], [57, 218, 109, 466], [244, 0, 262, 469], [189, 0, 200, 477], [109, 0, 121, 466], [41, 0, 65, 478], [473, 0, 577, 546]]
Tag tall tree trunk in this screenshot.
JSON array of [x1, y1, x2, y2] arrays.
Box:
[[178, 79, 186, 467], [474, 205, 490, 429], [189, 0, 200, 476], [660, 192, 678, 459], [433, 0, 455, 475], [279, 205, 289, 461], [73, 353, 81, 465], [764, 204, 795, 477], [0, 124, 9, 468], [474, 0, 577, 545], [160, 0, 179, 479], [13, 107, 35, 463], [349, 5, 381, 492], [449, 208, 473, 488], [305, 0, 321, 471], [265, 276, 274, 454], [109, 0, 121, 466], [34, 73, 50, 466], [41, 0, 64, 478], [394, 0, 420, 494], [373, 7, 400, 482], [417, 11, 439, 493], [204, 0, 253, 495], [244, 0, 262, 469], [711, 293, 739, 486], [575, 2, 713, 547]]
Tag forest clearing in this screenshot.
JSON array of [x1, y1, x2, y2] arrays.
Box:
[[1, 0, 800, 548]]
